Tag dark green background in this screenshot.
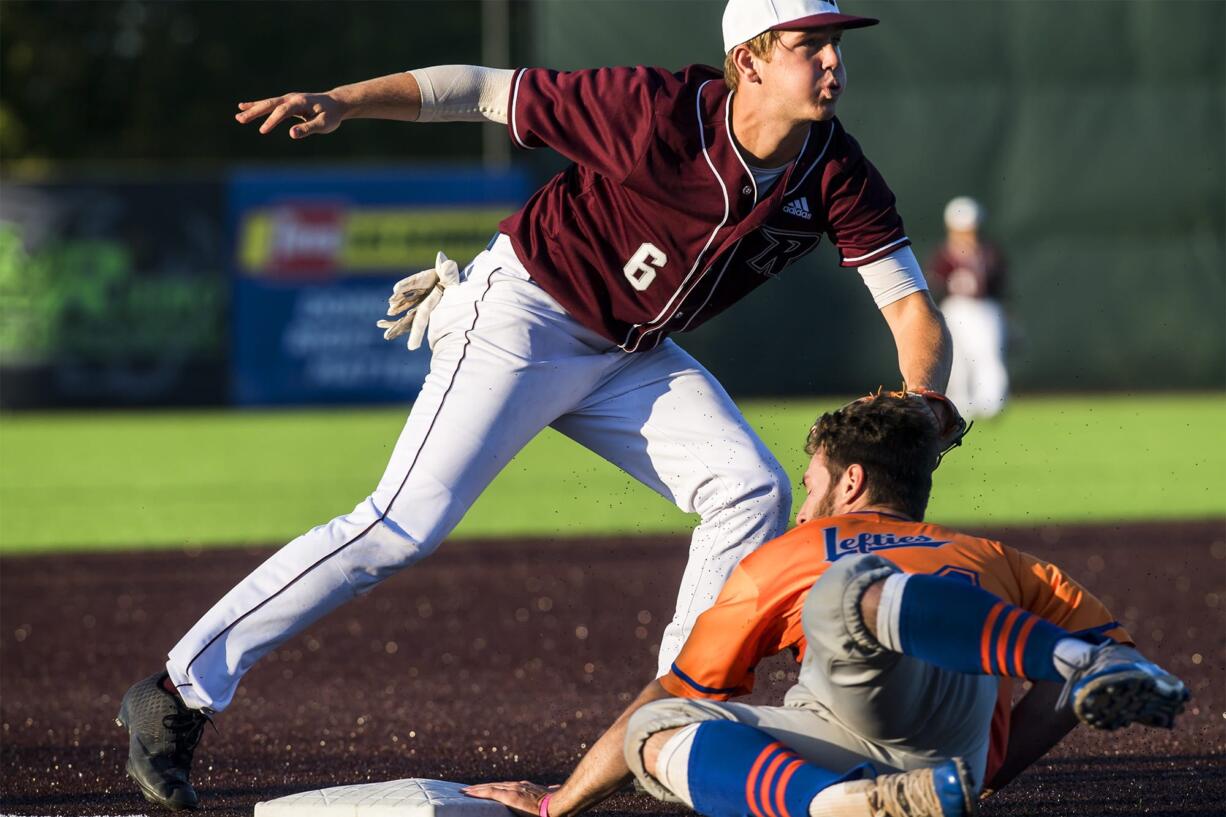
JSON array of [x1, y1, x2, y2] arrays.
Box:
[[532, 0, 1225, 393], [2, 0, 1222, 396]]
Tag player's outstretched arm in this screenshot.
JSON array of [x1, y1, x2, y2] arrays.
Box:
[[464, 679, 673, 817], [879, 290, 953, 395], [235, 72, 426, 139]]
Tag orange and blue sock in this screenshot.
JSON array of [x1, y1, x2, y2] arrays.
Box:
[[685, 721, 872, 817], [879, 573, 1078, 682]]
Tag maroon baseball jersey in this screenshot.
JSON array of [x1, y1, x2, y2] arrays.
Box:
[[928, 240, 1007, 301], [498, 64, 910, 352]]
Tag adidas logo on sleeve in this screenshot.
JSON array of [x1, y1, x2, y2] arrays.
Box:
[[783, 197, 812, 220]]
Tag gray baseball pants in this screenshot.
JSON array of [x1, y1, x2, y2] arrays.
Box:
[[625, 554, 999, 801]]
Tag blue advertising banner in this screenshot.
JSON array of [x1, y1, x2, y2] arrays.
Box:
[[230, 166, 531, 405]]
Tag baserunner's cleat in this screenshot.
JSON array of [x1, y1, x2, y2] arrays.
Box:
[[116, 671, 213, 811], [1060, 642, 1189, 730], [839, 758, 976, 816]]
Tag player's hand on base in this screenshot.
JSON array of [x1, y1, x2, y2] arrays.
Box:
[[235, 92, 345, 139], [462, 781, 557, 817]]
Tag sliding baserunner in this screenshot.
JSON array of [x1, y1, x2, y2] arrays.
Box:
[[466, 392, 1188, 817]]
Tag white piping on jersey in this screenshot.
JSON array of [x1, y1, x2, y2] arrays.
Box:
[[509, 69, 532, 150], [679, 238, 743, 333], [725, 91, 759, 207], [842, 235, 911, 265], [621, 80, 730, 352], [645, 88, 759, 340], [784, 120, 834, 196], [727, 101, 814, 203], [631, 97, 829, 346]]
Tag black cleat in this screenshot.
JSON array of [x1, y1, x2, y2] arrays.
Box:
[[116, 671, 212, 811]]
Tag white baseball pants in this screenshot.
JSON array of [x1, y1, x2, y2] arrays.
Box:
[[941, 295, 1008, 420], [167, 236, 791, 712]]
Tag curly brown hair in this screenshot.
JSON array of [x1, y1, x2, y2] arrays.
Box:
[[806, 393, 941, 520]]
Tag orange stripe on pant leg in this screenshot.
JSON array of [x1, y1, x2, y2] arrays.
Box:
[[979, 602, 1007, 673], [995, 608, 1024, 676], [773, 758, 805, 817], [1011, 614, 1041, 678], [744, 742, 781, 817], [758, 752, 790, 817]]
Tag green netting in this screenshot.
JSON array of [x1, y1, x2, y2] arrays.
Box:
[[530, 0, 1225, 392]]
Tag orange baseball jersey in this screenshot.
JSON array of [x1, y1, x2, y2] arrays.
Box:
[[657, 511, 1130, 781]]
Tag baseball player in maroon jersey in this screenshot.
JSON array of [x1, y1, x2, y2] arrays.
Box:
[[116, 1, 957, 810], [927, 197, 1009, 419]]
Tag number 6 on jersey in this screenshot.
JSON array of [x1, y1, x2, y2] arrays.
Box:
[[623, 242, 667, 291]]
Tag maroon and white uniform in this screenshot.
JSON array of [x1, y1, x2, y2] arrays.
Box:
[[503, 65, 909, 351], [928, 240, 1007, 302], [168, 65, 922, 713], [927, 238, 1008, 418]]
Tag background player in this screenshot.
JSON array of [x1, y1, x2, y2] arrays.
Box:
[[466, 393, 1187, 817], [928, 197, 1009, 419], [116, 1, 959, 809]]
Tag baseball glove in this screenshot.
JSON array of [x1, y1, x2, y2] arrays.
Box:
[[904, 388, 972, 466], [376, 251, 462, 351], [856, 386, 972, 467]]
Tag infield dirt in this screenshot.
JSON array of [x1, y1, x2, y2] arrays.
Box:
[[2, 521, 1223, 816]]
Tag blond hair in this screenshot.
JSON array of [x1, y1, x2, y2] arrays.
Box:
[[723, 30, 781, 91]]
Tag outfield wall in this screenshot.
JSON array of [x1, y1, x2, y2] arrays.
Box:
[[1, 1, 1221, 406], [0, 168, 531, 407], [530, 0, 1226, 394]]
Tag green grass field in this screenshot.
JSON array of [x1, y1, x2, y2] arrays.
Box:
[[1, 394, 1223, 555]]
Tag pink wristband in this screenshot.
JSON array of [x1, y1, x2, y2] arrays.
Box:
[[538, 793, 552, 817]]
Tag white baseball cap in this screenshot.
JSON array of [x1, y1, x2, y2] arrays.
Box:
[[944, 196, 983, 231], [722, 0, 879, 53]]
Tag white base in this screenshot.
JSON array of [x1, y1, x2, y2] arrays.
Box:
[[255, 778, 516, 817]]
